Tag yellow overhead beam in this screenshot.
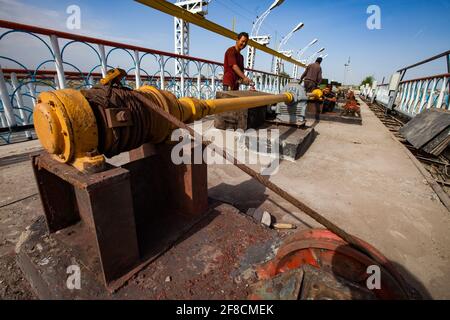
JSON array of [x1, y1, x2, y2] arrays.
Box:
[[135, 0, 306, 69]]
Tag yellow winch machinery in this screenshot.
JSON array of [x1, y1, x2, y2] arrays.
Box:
[[33, 69, 297, 172]]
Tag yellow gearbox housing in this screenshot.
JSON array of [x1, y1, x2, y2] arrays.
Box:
[[310, 89, 324, 100], [33, 89, 105, 172]]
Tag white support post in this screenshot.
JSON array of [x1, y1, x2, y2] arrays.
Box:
[[49, 35, 66, 89], [180, 62, 185, 97], [10, 73, 31, 138], [27, 83, 37, 107], [427, 79, 437, 110], [88, 75, 94, 89], [0, 67, 17, 127], [98, 44, 108, 78], [160, 55, 165, 90], [197, 70, 202, 99], [436, 77, 446, 109], [0, 112, 7, 128], [54, 74, 60, 90], [211, 74, 215, 98], [292, 65, 298, 79], [134, 50, 141, 89]]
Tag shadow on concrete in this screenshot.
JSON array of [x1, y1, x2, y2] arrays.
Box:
[[209, 177, 316, 229], [209, 178, 268, 212], [309, 119, 321, 129]]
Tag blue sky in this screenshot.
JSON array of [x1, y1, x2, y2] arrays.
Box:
[[0, 0, 449, 84]]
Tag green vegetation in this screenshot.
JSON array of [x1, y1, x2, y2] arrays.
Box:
[[360, 75, 375, 86]]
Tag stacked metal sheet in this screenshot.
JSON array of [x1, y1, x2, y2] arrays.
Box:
[[399, 109, 450, 157]]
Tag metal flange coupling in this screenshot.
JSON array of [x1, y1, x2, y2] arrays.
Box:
[[33, 89, 105, 172]]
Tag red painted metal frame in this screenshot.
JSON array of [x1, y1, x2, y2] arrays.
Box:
[[400, 73, 450, 84], [0, 19, 285, 78]]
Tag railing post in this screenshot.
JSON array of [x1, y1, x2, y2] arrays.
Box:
[[0, 66, 17, 127], [447, 54, 450, 74], [54, 74, 60, 90], [159, 55, 165, 90], [0, 113, 7, 128], [27, 83, 37, 107], [427, 78, 437, 110], [211, 73, 215, 97], [88, 75, 94, 89], [197, 63, 201, 99], [436, 77, 446, 109], [49, 35, 66, 89], [387, 70, 405, 112], [180, 59, 186, 97], [11, 73, 31, 138], [98, 44, 108, 78], [134, 50, 141, 89]]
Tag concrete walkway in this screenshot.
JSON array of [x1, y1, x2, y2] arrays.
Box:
[[208, 100, 450, 299]]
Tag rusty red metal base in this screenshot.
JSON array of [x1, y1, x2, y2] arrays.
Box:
[[16, 203, 279, 299], [253, 229, 411, 300], [32, 144, 208, 292]]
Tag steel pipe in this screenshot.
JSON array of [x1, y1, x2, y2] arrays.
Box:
[[33, 84, 294, 172]]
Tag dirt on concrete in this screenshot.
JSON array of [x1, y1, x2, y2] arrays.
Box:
[[0, 157, 41, 299], [124, 204, 282, 300], [0, 253, 36, 300]]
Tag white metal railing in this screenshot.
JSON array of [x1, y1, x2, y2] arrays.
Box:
[[396, 74, 449, 117], [361, 50, 450, 118], [374, 84, 390, 107]]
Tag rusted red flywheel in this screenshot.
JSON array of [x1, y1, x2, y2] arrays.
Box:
[[256, 229, 411, 300]]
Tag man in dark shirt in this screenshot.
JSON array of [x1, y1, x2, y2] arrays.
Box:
[[322, 84, 337, 113], [300, 57, 323, 93], [223, 32, 253, 91]]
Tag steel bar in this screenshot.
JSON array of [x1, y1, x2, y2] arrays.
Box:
[[203, 93, 292, 114], [135, 0, 306, 68], [397, 50, 450, 72]]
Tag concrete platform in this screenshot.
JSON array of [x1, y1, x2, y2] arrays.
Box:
[[305, 102, 362, 125], [305, 112, 363, 125], [240, 125, 316, 161]]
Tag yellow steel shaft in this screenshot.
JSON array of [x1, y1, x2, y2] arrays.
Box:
[[177, 92, 293, 124], [204, 93, 293, 115]]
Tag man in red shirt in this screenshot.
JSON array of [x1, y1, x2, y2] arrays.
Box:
[[223, 32, 253, 91]]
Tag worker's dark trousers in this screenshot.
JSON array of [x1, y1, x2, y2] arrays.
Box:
[[303, 80, 316, 93], [323, 101, 336, 113], [223, 84, 239, 91]]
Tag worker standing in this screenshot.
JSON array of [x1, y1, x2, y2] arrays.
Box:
[[300, 57, 323, 93], [223, 32, 253, 91]]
